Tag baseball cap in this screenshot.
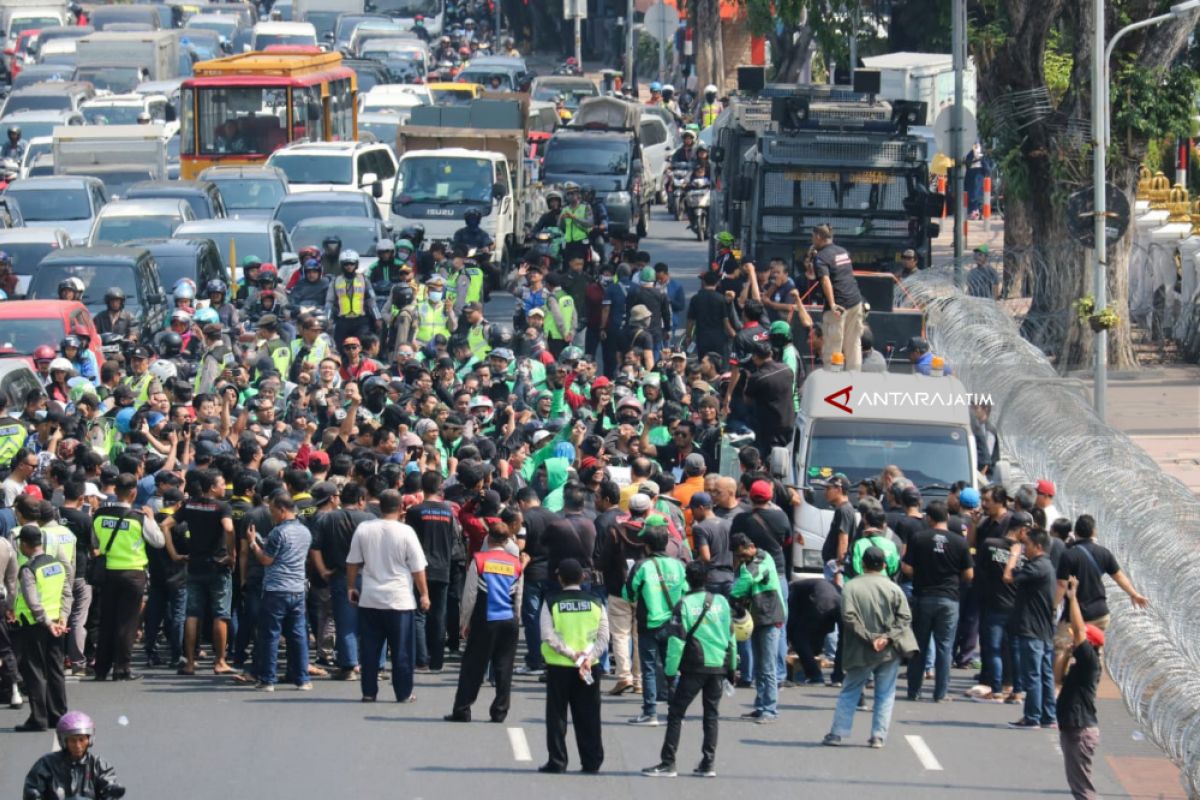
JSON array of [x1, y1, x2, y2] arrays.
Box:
[[822, 474, 851, 492], [311, 481, 339, 505], [628, 493, 652, 513], [202, 323, 223, 338], [901, 248, 917, 258], [687, 492, 713, 509], [903, 336, 929, 353], [638, 481, 659, 498], [23, 484, 43, 500], [862, 546, 886, 571], [1036, 479, 1056, 497], [528, 306, 545, 317], [256, 314, 278, 329], [769, 320, 791, 336], [308, 451, 330, 467], [531, 429, 553, 445], [749, 480, 773, 503], [129, 345, 151, 360], [958, 487, 981, 509], [1009, 510, 1035, 529], [974, 244, 990, 254], [1085, 624, 1106, 648], [684, 452, 706, 475], [463, 301, 484, 313]]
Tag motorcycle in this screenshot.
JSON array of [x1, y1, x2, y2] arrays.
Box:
[[684, 176, 712, 241], [666, 164, 691, 220], [0, 158, 19, 190]]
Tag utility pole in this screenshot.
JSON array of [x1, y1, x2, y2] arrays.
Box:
[[625, 0, 634, 93], [575, 15, 582, 67], [494, 0, 502, 48], [951, 0, 965, 284]]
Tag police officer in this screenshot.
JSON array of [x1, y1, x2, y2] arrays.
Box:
[[642, 559, 737, 778], [699, 85, 721, 128], [559, 183, 593, 263], [12, 524, 72, 732], [289, 313, 332, 382], [385, 264, 418, 355], [538, 558, 609, 774], [250, 314, 291, 380], [455, 254, 487, 311], [444, 522, 522, 723], [121, 346, 155, 407], [457, 302, 491, 361], [324, 249, 380, 347], [92, 474, 164, 682], [0, 392, 28, 470], [412, 275, 455, 349]]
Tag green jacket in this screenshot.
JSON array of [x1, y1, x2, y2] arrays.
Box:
[[665, 590, 737, 677], [730, 551, 786, 626], [623, 554, 686, 630], [848, 530, 902, 579], [541, 457, 571, 512]]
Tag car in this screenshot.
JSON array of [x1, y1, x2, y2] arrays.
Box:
[[349, 22, 414, 56], [24, 153, 54, 177], [340, 58, 390, 93], [542, 125, 654, 237], [133, 78, 184, 110], [124, 237, 229, 294], [124, 180, 227, 219], [2, 175, 108, 244], [17, 135, 51, 179], [185, 13, 243, 50], [251, 20, 316, 50], [175, 29, 224, 62], [0, 109, 85, 142], [10, 64, 74, 89], [641, 104, 682, 151], [35, 38, 80, 70], [57, 163, 163, 200], [638, 114, 672, 199], [89, 5, 163, 30], [28, 246, 168, 340], [331, 13, 391, 52], [530, 75, 598, 110], [427, 81, 480, 106], [358, 83, 427, 114], [271, 189, 384, 233], [0, 358, 47, 407], [87, 199, 195, 246], [173, 217, 296, 282], [0, 300, 103, 373], [289, 216, 386, 259], [0, 196, 25, 228], [0, 80, 95, 118], [354, 38, 427, 75], [197, 164, 289, 219], [0, 226, 73, 296], [80, 93, 175, 128], [457, 55, 530, 92], [358, 111, 408, 156], [266, 141, 398, 220]]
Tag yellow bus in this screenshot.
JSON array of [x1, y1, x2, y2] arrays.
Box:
[[179, 50, 357, 179]]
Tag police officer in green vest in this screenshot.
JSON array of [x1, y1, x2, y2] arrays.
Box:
[[558, 182, 593, 263], [643, 559, 737, 778], [0, 393, 27, 470], [250, 314, 291, 381], [542, 272, 577, 359], [121, 346, 155, 407], [12, 524, 73, 732], [454, 255, 486, 312], [538, 558, 609, 774], [458, 302, 491, 361]]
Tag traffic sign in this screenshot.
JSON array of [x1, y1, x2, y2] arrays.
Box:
[[643, 2, 679, 44], [563, 0, 587, 19], [932, 104, 977, 159], [1067, 184, 1131, 249]]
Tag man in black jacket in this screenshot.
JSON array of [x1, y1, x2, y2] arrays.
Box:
[[405, 471, 459, 673]]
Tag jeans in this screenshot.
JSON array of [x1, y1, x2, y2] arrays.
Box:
[[751, 623, 780, 717], [830, 657, 900, 742], [328, 571, 359, 669], [637, 625, 670, 717], [255, 591, 309, 687], [234, 579, 262, 667], [981, 610, 1013, 693], [906, 595, 959, 701], [775, 578, 790, 681], [358, 607, 416, 701], [66, 579, 91, 668], [520, 579, 555, 670], [955, 583, 980, 665], [414, 580, 449, 670], [1014, 635, 1056, 725], [144, 582, 186, 664]]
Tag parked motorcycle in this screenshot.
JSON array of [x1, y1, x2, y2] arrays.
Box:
[[684, 177, 711, 241], [666, 163, 691, 220]]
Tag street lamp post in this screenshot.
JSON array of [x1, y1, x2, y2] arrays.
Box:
[[1091, 0, 1200, 419]]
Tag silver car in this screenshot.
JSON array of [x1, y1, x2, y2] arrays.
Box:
[[2, 175, 108, 244]]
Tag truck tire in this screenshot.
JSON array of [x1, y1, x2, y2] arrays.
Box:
[[637, 203, 649, 238]]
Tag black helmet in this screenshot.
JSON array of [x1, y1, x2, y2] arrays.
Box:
[[448, 333, 471, 352], [157, 330, 183, 358], [104, 287, 126, 303], [7, 126, 19, 139], [322, 235, 341, 249], [362, 375, 388, 394], [60, 335, 81, 352], [487, 322, 515, 349], [464, 207, 483, 225], [399, 223, 425, 247], [205, 279, 227, 296], [389, 283, 414, 309]]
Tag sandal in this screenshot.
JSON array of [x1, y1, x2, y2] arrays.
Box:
[[230, 673, 257, 685], [213, 665, 236, 675], [308, 665, 329, 678], [176, 666, 195, 676]]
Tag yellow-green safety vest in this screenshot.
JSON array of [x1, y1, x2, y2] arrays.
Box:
[[541, 589, 604, 667], [334, 275, 368, 317], [265, 339, 291, 378], [16, 524, 75, 569], [123, 372, 153, 406], [561, 204, 590, 243], [14, 553, 67, 626], [290, 335, 329, 370], [0, 419, 26, 469], [463, 266, 485, 304], [93, 507, 148, 571], [701, 102, 720, 128], [543, 292, 576, 342], [414, 301, 449, 343], [467, 323, 491, 360]]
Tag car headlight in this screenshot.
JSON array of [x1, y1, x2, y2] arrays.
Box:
[[607, 191, 631, 205], [802, 549, 825, 568]]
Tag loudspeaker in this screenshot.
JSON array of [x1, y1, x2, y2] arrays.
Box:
[[889, 100, 928, 133], [852, 69, 881, 95], [737, 65, 765, 93]]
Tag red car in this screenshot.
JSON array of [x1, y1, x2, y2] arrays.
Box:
[[0, 299, 104, 369]]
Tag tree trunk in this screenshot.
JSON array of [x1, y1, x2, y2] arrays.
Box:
[[693, 0, 721, 90]]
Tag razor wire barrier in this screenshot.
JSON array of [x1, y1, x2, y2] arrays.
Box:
[[903, 267, 1200, 797]]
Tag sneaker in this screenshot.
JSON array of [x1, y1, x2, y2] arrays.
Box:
[[9, 687, 22, 709], [628, 714, 659, 726], [332, 668, 360, 681], [740, 710, 763, 720], [826, 680, 843, 688], [296, 682, 313, 691], [755, 714, 778, 725], [1004, 692, 1025, 705], [779, 680, 797, 688], [821, 733, 842, 746], [254, 682, 274, 692], [1008, 718, 1041, 730], [868, 737, 884, 749], [693, 762, 716, 778], [515, 666, 545, 676], [970, 692, 1004, 703], [641, 763, 677, 777]]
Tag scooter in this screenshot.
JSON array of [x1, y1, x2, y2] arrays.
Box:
[[666, 163, 691, 220], [684, 176, 711, 241]]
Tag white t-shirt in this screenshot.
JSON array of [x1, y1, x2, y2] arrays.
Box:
[[346, 518, 428, 611], [2, 477, 26, 508]]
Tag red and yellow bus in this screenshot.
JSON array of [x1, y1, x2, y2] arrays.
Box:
[[179, 51, 357, 179]]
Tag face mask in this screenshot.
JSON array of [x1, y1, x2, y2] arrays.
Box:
[[429, 291, 444, 302]]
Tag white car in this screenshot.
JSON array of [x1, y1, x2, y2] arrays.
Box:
[[358, 83, 430, 114], [87, 198, 195, 246], [173, 218, 297, 282], [250, 20, 317, 50], [638, 115, 672, 200], [18, 135, 51, 178], [2, 175, 108, 244], [266, 140, 398, 221], [80, 94, 178, 137]]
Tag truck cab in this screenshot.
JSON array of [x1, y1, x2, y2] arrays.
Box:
[[789, 368, 978, 581], [393, 147, 512, 253]]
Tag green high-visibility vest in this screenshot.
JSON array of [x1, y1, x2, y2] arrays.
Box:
[[41, 523, 76, 568], [415, 301, 449, 343], [93, 507, 148, 571], [266, 339, 291, 378], [466, 323, 491, 360], [463, 266, 485, 304], [544, 292, 576, 342], [561, 204, 591, 243], [0, 419, 26, 469], [123, 372, 154, 406], [541, 589, 604, 667], [14, 554, 67, 626]]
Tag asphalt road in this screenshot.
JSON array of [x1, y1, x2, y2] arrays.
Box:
[[0, 212, 1175, 798]]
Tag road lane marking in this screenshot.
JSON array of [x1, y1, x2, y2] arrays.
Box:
[[508, 726, 532, 761], [905, 735, 943, 771]]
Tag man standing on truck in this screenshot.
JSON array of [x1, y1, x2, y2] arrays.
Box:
[[811, 224, 863, 371]]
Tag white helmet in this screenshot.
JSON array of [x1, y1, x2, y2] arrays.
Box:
[[149, 359, 177, 382], [704, 84, 718, 95], [663, 83, 674, 93], [49, 357, 74, 373]]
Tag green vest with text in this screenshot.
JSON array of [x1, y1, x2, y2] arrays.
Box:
[[543, 292, 576, 342], [123, 371, 153, 406], [0, 418, 26, 469], [541, 589, 604, 667], [14, 554, 66, 626], [464, 265, 485, 305], [466, 323, 490, 360], [415, 301, 449, 343], [94, 507, 148, 571]]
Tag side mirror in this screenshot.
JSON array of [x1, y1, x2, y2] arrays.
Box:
[[711, 146, 725, 163], [372, 181, 383, 199], [631, 159, 643, 175], [491, 181, 507, 200], [164, 104, 177, 122], [360, 171, 378, 188], [280, 251, 298, 267], [323, 31, 335, 42]]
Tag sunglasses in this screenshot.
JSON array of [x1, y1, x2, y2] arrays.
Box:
[[345, 345, 361, 350]]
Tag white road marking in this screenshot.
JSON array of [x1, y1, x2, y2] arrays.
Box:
[[508, 726, 532, 762], [904, 734, 944, 771]]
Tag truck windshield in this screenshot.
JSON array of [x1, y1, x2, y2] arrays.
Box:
[[75, 66, 139, 94], [254, 33, 315, 48], [82, 105, 146, 125], [395, 156, 493, 204], [268, 154, 352, 185], [3, 187, 91, 221], [30, 264, 139, 307], [805, 419, 970, 508], [197, 86, 288, 157], [543, 139, 629, 176], [372, 0, 441, 15]]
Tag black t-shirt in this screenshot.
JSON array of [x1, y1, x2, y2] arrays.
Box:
[[904, 528, 971, 600], [624, 327, 654, 356], [405, 500, 458, 583], [314, 508, 376, 572], [1047, 537, 1066, 571], [821, 501, 856, 563], [60, 506, 93, 577], [520, 505, 554, 583], [813, 243, 861, 308], [1011, 554, 1056, 640], [1056, 640, 1100, 730], [687, 289, 732, 356], [744, 360, 796, 446], [891, 514, 925, 546], [693, 515, 733, 584], [543, 516, 586, 577], [238, 503, 273, 584], [729, 506, 789, 577], [176, 498, 233, 575], [563, 513, 596, 570], [978, 536, 1018, 612], [1056, 541, 1120, 621], [730, 323, 769, 368]]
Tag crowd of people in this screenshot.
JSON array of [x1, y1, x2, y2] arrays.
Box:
[[0, 217, 1140, 799]]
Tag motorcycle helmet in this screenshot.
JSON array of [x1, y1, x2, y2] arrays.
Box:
[[69, 381, 96, 405], [241, 255, 262, 270], [298, 245, 320, 262], [49, 357, 73, 374], [704, 83, 718, 98], [57, 277, 85, 297], [194, 307, 219, 325], [149, 359, 177, 382], [257, 265, 279, 286], [486, 322, 515, 349], [560, 345, 583, 364], [545, 189, 562, 207], [377, 238, 397, 253], [362, 374, 388, 394], [172, 279, 196, 302], [56, 710, 95, 748], [322, 234, 341, 250], [60, 335, 82, 354], [115, 407, 138, 435], [399, 223, 425, 247], [731, 610, 754, 642], [205, 279, 228, 297], [686, 123, 700, 134], [681, 128, 696, 141], [662, 83, 675, 99], [463, 207, 483, 225], [649, 81, 661, 93], [469, 394, 494, 424], [170, 309, 192, 326], [157, 330, 183, 358], [104, 286, 126, 303], [33, 344, 55, 363], [339, 249, 360, 267]]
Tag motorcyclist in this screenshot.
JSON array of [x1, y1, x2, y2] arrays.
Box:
[[690, 144, 713, 180], [205, 279, 239, 330], [291, 258, 331, 311], [94, 287, 137, 339], [672, 126, 698, 165], [416, 238, 446, 280], [23, 711, 125, 800], [411, 14, 431, 42], [56, 277, 85, 303], [319, 234, 342, 275], [504, 36, 520, 57], [370, 238, 408, 293], [60, 334, 98, 384], [646, 81, 662, 107], [1, 126, 24, 160], [558, 182, 593, 262], [434, 35, 456, 62], [167, 309, 202, 360], [398, 223, 425, 252], [171, 278, 196, 315], [660, 83, 682, 123], [699, 84, 721, 128], [585, 186, 609, 262], [325, 249, 380, 345], [234, 255, 262, 303], [452, 207, 494, 253], [533, 189, 564, 234]]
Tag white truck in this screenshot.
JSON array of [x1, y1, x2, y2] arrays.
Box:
[[391, 97, 543, 267], [859, 52, 977, 127], [52, 123, 167, 180], [74, 30, 180, 94]]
